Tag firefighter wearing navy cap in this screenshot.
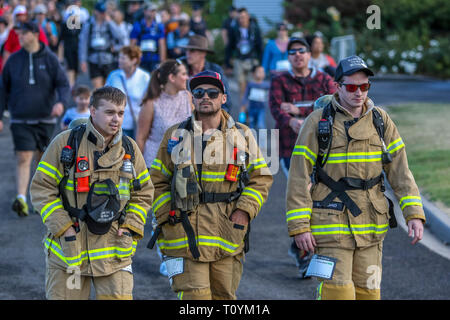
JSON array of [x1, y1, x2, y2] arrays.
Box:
[[286, 55, 426, 300], [149, 70, 273, 300]]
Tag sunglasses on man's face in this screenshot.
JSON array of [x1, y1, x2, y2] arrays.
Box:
[[288, 47, 308, 55], [192, 88, 221, 99], [339, 82, 371, 92]]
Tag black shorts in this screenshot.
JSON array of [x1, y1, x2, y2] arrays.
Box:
[[64, 47, 78, 71], [10, 122, 56, 152], [88, 62, 116, 80]]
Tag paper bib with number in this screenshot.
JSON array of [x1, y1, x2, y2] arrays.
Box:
[[164, 257, 184, 278], [91, 37, 106, 48], [275, 60, 291, 71], [141, 39, 157, 52], [305, 254, 337, 280], [248, 88, 268, 102]]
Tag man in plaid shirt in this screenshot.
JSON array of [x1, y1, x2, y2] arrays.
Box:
[[269, 37, 335, 278]]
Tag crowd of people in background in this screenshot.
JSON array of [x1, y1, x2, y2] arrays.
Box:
[[0, 0, 339, 278]]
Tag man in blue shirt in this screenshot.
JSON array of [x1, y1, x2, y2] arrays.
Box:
[[130, 2, 166, 73]]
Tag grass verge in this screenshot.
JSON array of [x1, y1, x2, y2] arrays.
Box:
[[386, 103, 450, 211]]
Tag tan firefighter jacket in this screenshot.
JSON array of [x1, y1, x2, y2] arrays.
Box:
[[150, 110, 273, 262], [286, 93, 426, 249], [30, 119, 154, 276]]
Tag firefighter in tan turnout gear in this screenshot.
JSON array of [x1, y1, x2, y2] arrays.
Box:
[[148, 71, 273, 300], [286, 56, 425, 300], [30, 87, 154, 300]]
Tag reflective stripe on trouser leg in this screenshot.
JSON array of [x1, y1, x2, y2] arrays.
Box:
[[171, 258, 212, 300], [315, 246, 355, 300], [355, 286, 380, 300], [320, 282, 355, 300]]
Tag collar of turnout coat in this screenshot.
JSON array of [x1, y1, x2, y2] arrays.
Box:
[[85, 118, 126, 168]]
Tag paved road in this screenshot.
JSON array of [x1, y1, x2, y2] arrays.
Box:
[[0, 78, 449, 300]]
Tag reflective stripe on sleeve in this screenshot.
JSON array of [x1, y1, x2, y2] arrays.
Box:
[[241, 187, 264, 208], [286, 208, 312, 222], [387, 138, 405, 154], [152, 192, 171, 213], [247, 158, 268, 173], [126, 203, 147, 223], [399, 196, 422, 210], [37, 161, 63, 183], [41, 199, 64, 223], [151, 159, 173, 177], [137, 169, 150, 185], [292, 145, 317, 166]]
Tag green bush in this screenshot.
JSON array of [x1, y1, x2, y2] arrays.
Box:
[[284, 0, 450, 78]]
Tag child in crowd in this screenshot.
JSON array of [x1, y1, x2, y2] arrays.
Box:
[[239, 65, 270, 130], [61, 85, 91, 130]]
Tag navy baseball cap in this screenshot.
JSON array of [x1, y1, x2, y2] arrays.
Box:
[[94, 2, 106, 13], [189, 71, 226, 93], [335, 55, 374, 81], [14, 21, 40, 33], [287, 37, 310, 51]]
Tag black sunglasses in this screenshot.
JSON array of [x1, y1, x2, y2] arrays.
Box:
[[288, 47, 308, 55], [192, 88, 221, 99]]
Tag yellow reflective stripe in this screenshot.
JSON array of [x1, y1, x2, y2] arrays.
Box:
[[158, 235, 241, 253], [399, 196, 422, 210], [44, 238, 88, 266], [45, 238, 136, 265], [198, 235, 241, 253], [311, 224, 351, 235], [87, 241, 137, 260], [350, 223, 389, 234], [293, 145, 317, 165], [286, 208, 312, 222], [242, 187, 263, 208], [151, 159, 173, 177], [37, 162, 63, 183], [326, 151, 382, 163], [387, 138, 405, 154], [317, 282, 323, 300], [41, 199, 63, 223], [202, 171, 226, 182], [127, 203, 147, 223], [248, 158, 268, 173], [177, 291, 184, 300], [65, 179, 75, 191], [137, 169, 150, 184], [153, 192, 171, 213]]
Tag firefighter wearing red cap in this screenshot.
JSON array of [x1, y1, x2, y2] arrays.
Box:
[[149, 71, 273, 300]]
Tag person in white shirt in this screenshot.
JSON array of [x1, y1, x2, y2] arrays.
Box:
[[105, 45, 151, 139]]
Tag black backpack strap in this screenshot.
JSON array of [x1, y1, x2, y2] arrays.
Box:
[[316, 101, 335, 168], [372, 108, 385, 140], [121, 135, 135, 163]]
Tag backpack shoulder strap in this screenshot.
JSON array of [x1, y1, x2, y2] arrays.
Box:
[[372, 107, 385, 140], [316, 101, 335, 168], [121, 135, 135, 163]]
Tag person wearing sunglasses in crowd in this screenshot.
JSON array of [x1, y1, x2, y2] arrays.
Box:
[[286, 55, 425, 300], [149, 71, 272, 300], [269, 37, 335, 278]]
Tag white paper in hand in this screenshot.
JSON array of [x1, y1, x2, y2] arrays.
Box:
[[305, 254, 337, 280]]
